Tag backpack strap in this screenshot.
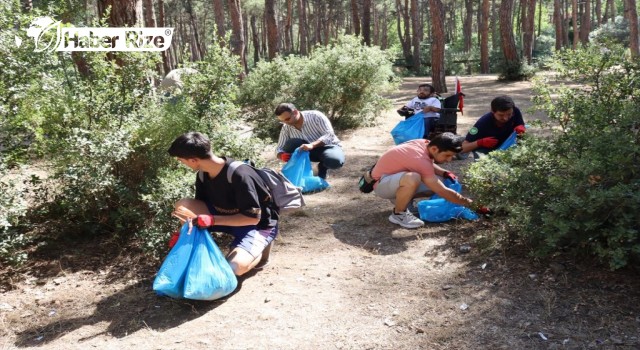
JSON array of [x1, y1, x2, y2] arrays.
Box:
[[226, 161, 244, 183]]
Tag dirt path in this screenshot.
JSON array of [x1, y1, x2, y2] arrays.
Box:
[[2, 75, 640, 350]]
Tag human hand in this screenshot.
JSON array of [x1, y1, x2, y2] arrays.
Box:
[[442, 171, 458, 182], [299, 144, 314, 151], [278, 152, 291, 162], [514, 125, 526, 135], [476, 206, 492, 215], [192, 214, 215, 228], [476, 137, 499, 149]]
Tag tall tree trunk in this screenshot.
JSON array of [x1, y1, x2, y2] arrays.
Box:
[[410, 0, 421, 70], [522, 0, 536, 64], [265, 0, 279, 59], [554, 0, 563, 50], [228, 0, 247, 76], [284, 0, 293, 52], [298, 0, 308, 55], [250, 15, 260, 64], [373, 3, 379, 45], [595, 0, 602, 24], [157, 0, 171, 74], [351, 0, 361, 36], [396, 0, 411, 62], [480, 0, 490, 73], [98, 0, 142, 27], [463, 0, 473, 52], [499, 0, 519, 64], [381, 2, 389, 49], [626, 0, 640, 57], [185, 0, 203, 61], [212, 0, 226, 41], [491, 0, 499, 48], [429, 0, 446, 93], [363, 0, 372, 45], [609, 0, 617, 21], [579, 0, 591, 44], [403, 0, 411, 61], [143, 0, 156, 27], [571, 0, 578, 49]]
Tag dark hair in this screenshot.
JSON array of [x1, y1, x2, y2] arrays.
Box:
[[491, 95, 515, 112], [429, 132, 464, 153], [418, 83, 435, 94], [274, 103, 296, 116], [167, 132, 212, 159]]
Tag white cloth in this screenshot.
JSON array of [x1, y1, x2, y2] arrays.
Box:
[[276, 110, 341, 154], [406, 96, 441, 119]]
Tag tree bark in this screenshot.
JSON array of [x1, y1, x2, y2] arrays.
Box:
[[185, 0, 203, 61], [522, 0, 536, 64], [157, 0, 171, 74], [553, 0, 563, 50], [250, 15, 260, 64], [298, 0, 308, 55], [98, 0, 142, 27], [480, 0, 490, 73], [381, 1, 388, 49], [410, 0, 421, 70], [626, 0, 640, 57], [351, 0, 361, 36], [491, 0, 499, 48], [572, 0, 578, 49], [228, 0, 246, 76], [363, 0, 372, 45], [403, 0, 411, 61], [579, 0, 591, 45], [429, 0, 446, 93], [463, 0, 473, 52], [595, 0, 602, 24], [499, 0, 519, 64], [212, 0, 226, 41], [143, 0, 156, 27], [265, 0, 279, 59], [284, 0, 293, 52]]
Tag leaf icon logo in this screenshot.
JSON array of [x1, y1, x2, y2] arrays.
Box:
[[26, 16, 61, 52]]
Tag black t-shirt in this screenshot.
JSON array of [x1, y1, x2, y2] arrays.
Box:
[[465, 106, 525, 146], [195, 158, 278, 229]]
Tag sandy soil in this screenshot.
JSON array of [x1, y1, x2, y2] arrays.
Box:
[[2, 75, 640, 350]]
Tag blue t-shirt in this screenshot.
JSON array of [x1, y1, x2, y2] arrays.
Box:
[[464, 107, 525, 146]]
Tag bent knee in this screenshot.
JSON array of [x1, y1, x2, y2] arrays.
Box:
[[400, 172, 422, 185]]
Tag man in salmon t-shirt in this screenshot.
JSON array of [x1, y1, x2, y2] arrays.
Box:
[[371, 133, 475, 229]]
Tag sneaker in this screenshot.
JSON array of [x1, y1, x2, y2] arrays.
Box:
[[388, 210, 424, 229], [407, 201, 419, 216]]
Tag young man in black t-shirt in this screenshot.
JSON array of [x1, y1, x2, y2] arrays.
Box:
[[168, 132, 279, 276]]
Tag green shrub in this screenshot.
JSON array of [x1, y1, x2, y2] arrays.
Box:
[[239, 34, 399, 140], [497, 59, 536, 81], [467, 45, 640, 269], [0, 161, 31, 265], [590, 16, 631, 47]]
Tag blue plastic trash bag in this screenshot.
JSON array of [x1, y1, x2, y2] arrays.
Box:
[[391, 111, 425, 145], [282, 148, 329, 193], [183, 226, 238, 300], [497, 131, 517, 150], [153, 223, 238, 300], [417, 179, 479, 222]]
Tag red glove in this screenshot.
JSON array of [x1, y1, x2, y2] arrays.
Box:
[[476, 137, 499, 149], [278, 152, 291, 162], [168, 230, 180, 248], [514, 125, 526, 135], [443, 171, 458, 182], [192, 214, 215, 228], [476, 206, 492, 215]]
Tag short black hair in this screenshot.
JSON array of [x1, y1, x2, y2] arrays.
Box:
[[429, 132, 464, 153], [491, 96, 515, 112], [167, 132, 212, 159], [274, 103, 296, 116], [418, 83, 435, 94]]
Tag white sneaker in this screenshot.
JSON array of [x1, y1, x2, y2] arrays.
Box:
[[389, 210, 424, 229]]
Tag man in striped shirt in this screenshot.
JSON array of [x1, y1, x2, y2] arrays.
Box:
[[275, 103, 345, 179]]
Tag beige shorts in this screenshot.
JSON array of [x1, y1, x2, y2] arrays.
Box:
[[373, 172, 430, 200]]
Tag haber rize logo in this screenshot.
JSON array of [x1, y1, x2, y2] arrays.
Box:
[[20, 16, 173, 52]]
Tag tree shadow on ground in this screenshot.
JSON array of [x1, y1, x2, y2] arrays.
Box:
[[13, 270, 255, 348]]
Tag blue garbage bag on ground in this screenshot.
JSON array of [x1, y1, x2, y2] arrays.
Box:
[[153, 223, 237, 300], [282, 148, 329, 193], [391, 112, 425, 145], [417, 179, 479, 222]]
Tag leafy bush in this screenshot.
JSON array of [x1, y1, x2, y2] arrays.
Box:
[[239, 35, 399, 140], [590, 16, 631, 47], [467, 45, 640, 269], [0, 162, 31, 265], [497, 59, 537, 81]]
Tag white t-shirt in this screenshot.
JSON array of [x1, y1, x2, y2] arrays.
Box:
[[406, 96, 441, 119]]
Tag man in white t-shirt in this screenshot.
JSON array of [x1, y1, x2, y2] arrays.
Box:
[[402, 83, 442, 138]]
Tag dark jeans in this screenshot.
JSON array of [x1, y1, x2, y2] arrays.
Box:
[[282, 138, 345, 178], [423, 117, 439, 139]]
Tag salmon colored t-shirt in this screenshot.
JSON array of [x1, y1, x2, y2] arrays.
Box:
[[371, 139, 435, 181]]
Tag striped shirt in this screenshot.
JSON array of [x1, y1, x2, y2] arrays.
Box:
[[276, 110, 341, 153]]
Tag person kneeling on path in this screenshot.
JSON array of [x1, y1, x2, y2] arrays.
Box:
[[274, 103, 345, 179], [168, 132, 278, 276], [460, 95, 526, 160], [371, 133, 475, 229]]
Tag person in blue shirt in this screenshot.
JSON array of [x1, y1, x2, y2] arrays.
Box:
[[460, 95, 526, 160]]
